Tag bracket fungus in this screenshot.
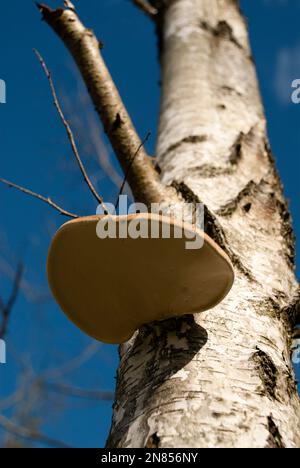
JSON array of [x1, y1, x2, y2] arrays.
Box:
[[47, 213, 234, 344]]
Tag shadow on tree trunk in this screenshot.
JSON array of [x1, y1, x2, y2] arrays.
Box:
[[106, 315, 208, 447]]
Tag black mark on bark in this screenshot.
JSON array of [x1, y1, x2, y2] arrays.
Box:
[[199, 20, 243, 50], [266, 416, 285, 448], [111, 113, 123, 132], [181, 128, 258, 179], [145, 432, 160, 448], [275, 197, 295, 268], [221, 85, 243, 97], [282, 289, 300, 330], [161, 135, 208, 160], [171, 181, 256, 281], [254, 297, 281, 321], [154, 162, 162, 175], [217, 181, 256, 217], [243, 203, 252, 213], [186, 165, 233, 178], [252, 348, 278, 400], [228, 133, 243, 165], [171, 180, 202, 205], [264, 141, 295, 268], [106, 315, 208, 448]]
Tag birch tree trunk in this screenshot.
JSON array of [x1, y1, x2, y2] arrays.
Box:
[[107, 0, 300, 448]]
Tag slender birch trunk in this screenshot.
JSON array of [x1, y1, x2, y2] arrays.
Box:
[[107, 0, 300, 448]]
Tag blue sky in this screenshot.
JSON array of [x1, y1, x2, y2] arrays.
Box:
[[0, 0, 299, 448]]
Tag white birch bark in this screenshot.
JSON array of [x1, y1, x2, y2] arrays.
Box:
[[107, 0, 300, 448]]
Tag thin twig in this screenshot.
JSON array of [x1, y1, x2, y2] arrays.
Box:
[[37, 4, 167, 206], [0, 177, 78, 219], [46, 382, 114, 401], [115, 132, 151, 211], [0, 257, 49, 304], [0, 295, 5, 313], [68, 87, 123, 189], [42, 342, 100, 380], [0, 388, 26, 412], [85, 101, 123, 190], [33, 48, 108, 214], [4, 264, 23, 315], [0, 414, 71, 449], [0, 263, 23, 339], [131, 0, 158, 18]]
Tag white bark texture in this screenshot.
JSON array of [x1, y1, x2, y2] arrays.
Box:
[[107, 0, 300, 448]]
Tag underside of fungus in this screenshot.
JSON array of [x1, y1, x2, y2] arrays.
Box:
[[47, 213, 234, 344]]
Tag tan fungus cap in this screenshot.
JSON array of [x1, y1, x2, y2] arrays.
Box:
[[47, 213, 234, 344]]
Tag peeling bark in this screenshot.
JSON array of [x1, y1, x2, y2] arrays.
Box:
[[108, 0, 300, 448]]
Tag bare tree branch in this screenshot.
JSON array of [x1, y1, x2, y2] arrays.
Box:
[[84, 104, 123, 190], [131, 0, 158, 19], [0, 295, 5, 313], [36, 3, 169, 206], [0, 388, 25, 412], [33, 48, 108, 213], [0, 177, 79, 219], [43, 342, 100, 380], [0, 263, 23, 339], [0, 414, 71, 448], [0, 257, 49, 304], [65, 86, 123, 190], [46, 382, 114, 401]]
